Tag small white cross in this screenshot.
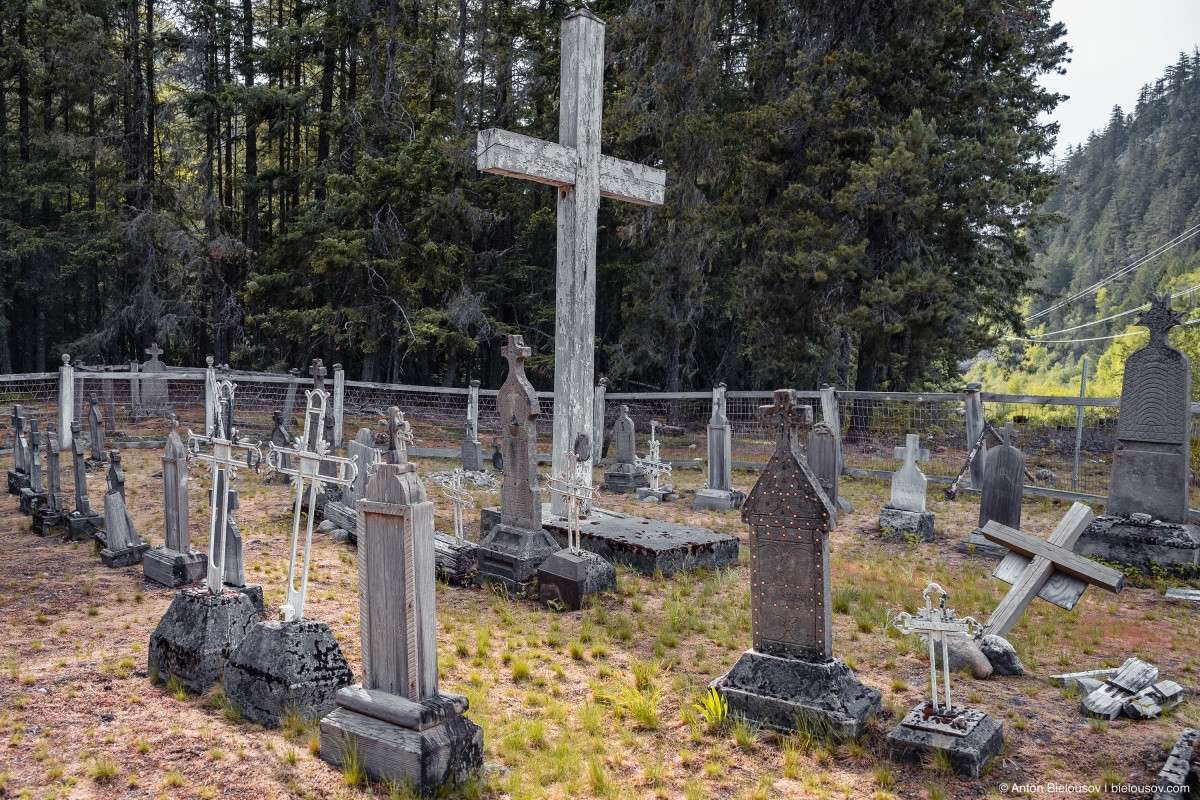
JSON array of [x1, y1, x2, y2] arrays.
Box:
[[547, 448, 594, 553], [437, 469, 471, 544], [635, 420, 673, 492], [893, 583, 982, 715]]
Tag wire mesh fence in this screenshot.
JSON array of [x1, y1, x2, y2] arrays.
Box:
[[2, 368, 1197, 510]]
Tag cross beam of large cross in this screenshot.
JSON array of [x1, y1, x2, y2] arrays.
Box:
[[476, 9, 666, 516], [982, 502, 1125, 637]]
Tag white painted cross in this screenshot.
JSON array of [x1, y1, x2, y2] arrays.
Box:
[[187, 381, 262, 595], [635, 420, 672, 492], [266, 389, 358, 622], [476, 9, 666, 517], [437, 469, 470, 544], [547, 437, 595, 553], [893, 583, 982, 716]]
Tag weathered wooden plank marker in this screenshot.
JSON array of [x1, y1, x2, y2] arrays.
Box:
[[982, 502, 1125, 638], [476, 8, 666, 516]]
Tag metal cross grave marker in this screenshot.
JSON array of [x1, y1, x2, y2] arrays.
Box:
[[476, 9, 666, 517], [982, 502, 1125, 638], [187, 381, 262, 595], [267, 389, 358, 622], [547, 435, 595, 553], [635, 421, 672, 492], [437, 469, 470, 544], [893, 583, 983, 734]]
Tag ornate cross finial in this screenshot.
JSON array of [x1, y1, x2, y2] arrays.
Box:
[[145, 342, 163, 360], [501, 335, 532, 366], [1139, 292, 1183, 345], [759, 389, 812, 455], [309, 358, 327, 390]]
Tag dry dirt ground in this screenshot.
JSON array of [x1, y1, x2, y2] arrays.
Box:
[[0, 448, 1198, 800]]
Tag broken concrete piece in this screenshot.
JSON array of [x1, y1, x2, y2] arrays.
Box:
[[1082, 658, 1163, 720], [1049, 668, 1119, 689]]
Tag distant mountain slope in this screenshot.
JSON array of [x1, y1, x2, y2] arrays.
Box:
[[968, 50, 1200, 399]]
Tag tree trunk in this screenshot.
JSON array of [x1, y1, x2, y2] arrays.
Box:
[[846, 338, 879, 444], [315, 11, 335, 204], [243, 0, 257, 252]]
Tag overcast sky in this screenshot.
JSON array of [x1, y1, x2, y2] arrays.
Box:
[[1041, 0, 1200, 158]]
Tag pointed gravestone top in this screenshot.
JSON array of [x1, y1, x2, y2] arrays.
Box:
[[741, 389, 834, 660], [497, 335, 541, 533], [889, 433, 931, 513], [612, 405, 637, 465], [710, 383, 729, 427]]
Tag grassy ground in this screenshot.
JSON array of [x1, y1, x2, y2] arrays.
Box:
[[0, 450, 1197, 799]]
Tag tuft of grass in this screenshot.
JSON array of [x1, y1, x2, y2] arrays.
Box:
[[511, 658, 531, 683], [163, 770, 184, 788], [339, 735, 368, 788], [693, 687, 729, 733], [89, 756, 119, 784], [729, 714, 760, 752], [165, 673, 187, 701]]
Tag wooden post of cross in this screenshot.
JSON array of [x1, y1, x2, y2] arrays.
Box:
[[982, 502, 1125, 638], [267, 389, 359, 622]]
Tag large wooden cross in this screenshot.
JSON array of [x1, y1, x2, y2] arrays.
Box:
[[982, 502, 1125, 637], [476, 9, 666, 516]]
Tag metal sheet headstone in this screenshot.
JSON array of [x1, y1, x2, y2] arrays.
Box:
[[890, 434, 931, 513], [809, 421, 840, 511], [476, 9, 666, 517], [977, 423, 1024, 532], [87, 395, 106, 462], [462, 380, 484, 471], [1108, 293, 1191, 523], [162, 417, 191, 553]]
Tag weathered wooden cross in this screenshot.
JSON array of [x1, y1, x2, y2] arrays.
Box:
[[187, 381, 262, 595], [982, 502, 1125, 637], [267, 389, 359, 622], [893, 583, 982, 718], [385, 406, 414, 465], [547, 436, 595, 553], [635, 420, 672, 492], [476, 9, 666, 516], [436, 469, 470, 544]]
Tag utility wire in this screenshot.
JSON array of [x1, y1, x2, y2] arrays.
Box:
[[1018, 281, 1200, 338], [1024, 221, 1200, 323]]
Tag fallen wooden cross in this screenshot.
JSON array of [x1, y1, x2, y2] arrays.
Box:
[[982, 502, 1125, 638]]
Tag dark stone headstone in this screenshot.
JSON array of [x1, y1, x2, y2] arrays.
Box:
[[959, 424, 1024, 557], [135, 342, 171, 419], [711, 389, 879, 737], [695, 384, 745, 511], [63, 421, 102, 541], [32, 423, 63, 535], [7, 405, 29, 495], [476, 336, 560, 597], [602, 405, 649, 492], [145, 418, 206, 587], [886, 713, 1004, 778], [536, 549, 616, 611], [100, 452, 149, 567], [19, 419, 46, 515]]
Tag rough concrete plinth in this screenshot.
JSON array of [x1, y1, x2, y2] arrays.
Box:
[[1075, 515, 1200, 575], [955, 528, 1008, 558], [711, 650, 881, 739], [477, 522, 560, 598], [223, 619, 355, 727], [100, 541, 150, 568], [887, 707, 1004, 778], [148, 587, 259, 695], [62, 511, 101, 542], [601, 463, 649, 493], [462, 441, 484, 472], [31, 508, 61, 536], [878, 506, 935, 541], [1157, 728, 1200, 796], [320, 687, 483, 794], [143, 547, 207, 588], [537, 549, 616, 610], [18, 488, 44, 516], [227, 583, 265, 613], [482, 504, 739, 577], [635, 486, 674, 502], [7, 470, 29, 496], [693, 488, 746, 512]]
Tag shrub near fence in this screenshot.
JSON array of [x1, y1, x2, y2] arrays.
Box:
[[1, 368, 1197, 513]]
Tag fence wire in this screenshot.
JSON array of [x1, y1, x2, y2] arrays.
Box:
[[2, 368, 1197, 511]]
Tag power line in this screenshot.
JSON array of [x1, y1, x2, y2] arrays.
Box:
[[1019, 281, 1200, 338], [1024, 221, 1200, 323]]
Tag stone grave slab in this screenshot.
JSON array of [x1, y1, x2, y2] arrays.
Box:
[[481, 503, 738, 577]]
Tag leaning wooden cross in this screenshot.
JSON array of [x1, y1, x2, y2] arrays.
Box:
[[476, 9, 666, 516], [982, 502, 1125, 637]]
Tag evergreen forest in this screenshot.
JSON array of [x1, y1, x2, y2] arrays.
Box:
[[970, 52, 1200, 400], [0, 0, 1069, 392]]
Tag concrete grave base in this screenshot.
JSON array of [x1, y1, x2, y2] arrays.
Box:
[[537, 549, 616, 610], [461, 440, 484, 472], [147, 587, 259, 695], [635, 485, 674, 502], [482, 504, 740, 577], [18, 488, 45, 516], [886, 708, 1003, 778], [711, 650, 881, 739], [142, 547, 207, 587], [693, 488, 746, 512], [62, 511, 102, 542], [1157, 727, 1200, 797], [226, 583, 265, 614], [1075, 515, 1200, 575], [878, 506, 935, 541], [223, 619, 355, 727], [955, 528, 1008, 558], [31, 508, 61, 536], [7, 470, 29, 496], [601, 463, 649, 493], [476, 522, 561, 598], [321, 688, 483, 794], [100, 541, 150, 568]]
